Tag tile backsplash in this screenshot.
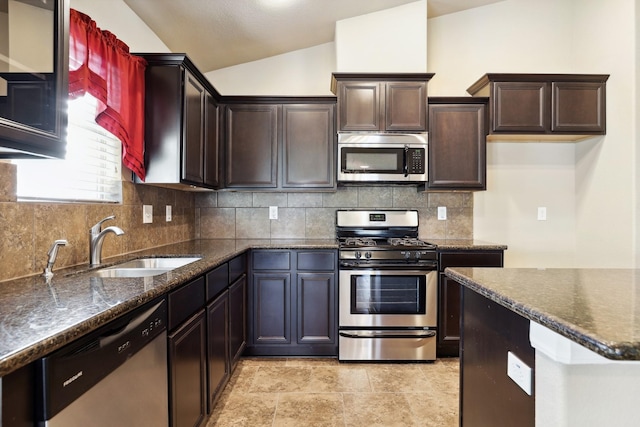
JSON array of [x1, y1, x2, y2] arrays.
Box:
[[196, 186, 473, 241], [1, 159, 473, 282], [0, 162, 195, 282]]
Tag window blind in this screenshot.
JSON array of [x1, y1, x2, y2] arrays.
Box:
[[14, 94, 123, 203]]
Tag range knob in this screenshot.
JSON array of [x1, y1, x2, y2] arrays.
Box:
[[404, 251, 412, 259], [355, 251, 362, 259], [364, 252, 372, 259]]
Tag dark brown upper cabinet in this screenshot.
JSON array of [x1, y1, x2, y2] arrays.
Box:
[[427, 97, 488, 191], [0, 0, 69, 159], [331, 73, 434, 133], [223, 97, 336, 191], [135, 53, 222, 189], [467, 73, 609, 141]]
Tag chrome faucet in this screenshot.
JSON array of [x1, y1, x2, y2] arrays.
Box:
[[89, 215, 124, 266], [43, 239, 67, 278]]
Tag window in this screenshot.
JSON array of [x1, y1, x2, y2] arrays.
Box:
[[13, 94, 123, 203]]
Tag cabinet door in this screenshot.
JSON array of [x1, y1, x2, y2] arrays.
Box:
[[252, 272, 291, 345], [229, 275, 247, 367], [337, 81, 381, 131], [225, 104, 279, 188], [385, 81, 427, 131], [206, 292, 229, 413], [428, 102, 486, 190], [168, 310, 207, 427], [282, 104, 336, 189], [439, 273, 462, 354], [491, 81, 549, 133], [437, 251, 504, 357], [552, 81, 606, 133], [296, 273, 335, 345], [203, 93, 220, 188], [182, 71, 205, 184], [0, 0, 67, 159]]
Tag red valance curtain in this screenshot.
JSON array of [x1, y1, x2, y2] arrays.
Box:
[[68, 9, 147, 181]]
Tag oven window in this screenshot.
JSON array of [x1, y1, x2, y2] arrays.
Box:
[[342, 148, 403, 173], [350, 274, 426, 315]]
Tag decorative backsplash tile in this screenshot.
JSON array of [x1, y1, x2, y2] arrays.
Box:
[[0, 162, 473, 283], [196, 187, 473, 241]]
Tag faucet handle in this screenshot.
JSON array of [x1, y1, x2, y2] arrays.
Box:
[[90, 215, 116, 234]]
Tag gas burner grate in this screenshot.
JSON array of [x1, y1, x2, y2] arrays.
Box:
[[388, 238, 431, 247], [342, 237, 378, 247]]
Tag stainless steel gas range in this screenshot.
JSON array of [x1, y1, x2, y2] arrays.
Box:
[[336, 210, 437, 362]]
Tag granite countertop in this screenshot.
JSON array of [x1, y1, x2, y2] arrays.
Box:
[[0, 238, 336, 377], [427, 239, 507, 251], [0, 238, 505, 377], [445, 267, 640, 361]]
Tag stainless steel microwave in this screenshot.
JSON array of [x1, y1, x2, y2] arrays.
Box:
[[337, 133, 428, 183]]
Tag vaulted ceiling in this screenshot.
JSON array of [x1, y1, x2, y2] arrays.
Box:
[[122, 0, 504, 72]]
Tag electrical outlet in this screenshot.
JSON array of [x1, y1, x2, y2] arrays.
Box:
[[437, 206, 447, 220], [537, 207, 547, 221], [166, 205, 172, 222], [143, 205, 153, 224], [507, 351, 532, 395], [269, 206, 278, 220]]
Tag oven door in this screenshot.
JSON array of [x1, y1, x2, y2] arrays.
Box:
[[339, 269, 437, 328]]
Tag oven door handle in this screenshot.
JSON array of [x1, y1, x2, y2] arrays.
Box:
[[339, 330, 436, 339]]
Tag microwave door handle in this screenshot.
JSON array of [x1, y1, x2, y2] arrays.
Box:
[[403, 145, 409, 177]]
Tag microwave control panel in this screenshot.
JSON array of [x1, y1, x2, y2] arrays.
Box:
[[407, 148, 425, 174]]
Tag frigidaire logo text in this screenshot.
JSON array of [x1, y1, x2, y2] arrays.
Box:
[[63, 371, 83, 387]]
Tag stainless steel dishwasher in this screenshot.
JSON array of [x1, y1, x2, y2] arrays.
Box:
[[36, 298, 169, 427]]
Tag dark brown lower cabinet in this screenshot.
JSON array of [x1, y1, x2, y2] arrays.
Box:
[[297, 272, 335, 346], [460, 286, 534, 426], [1, 363, 34, 427], [228, 275, 247, 366], [246, 249, 337, 356], [168, 310, 207, 427], [437, 250, 504, 357], [206, 291, 229, 413]]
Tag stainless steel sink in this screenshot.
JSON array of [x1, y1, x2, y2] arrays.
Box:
[[91, 257, 202, 278]]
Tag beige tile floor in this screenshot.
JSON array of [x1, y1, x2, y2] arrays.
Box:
[[206, 357, 459, 427]]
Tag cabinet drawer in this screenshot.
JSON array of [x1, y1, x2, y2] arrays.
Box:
[[252, 251, 291, 270], [169, 276, 205, 330], [297, 251, 336, 271], [229, 253, 247, 282], [206, 263, 228, 302], [439, 251, 503, 270]]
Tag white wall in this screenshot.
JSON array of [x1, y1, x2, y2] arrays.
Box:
[[571, 0, 636, 268], [335, 0, 427, 72], [206, 43, 336, 96], [428, 0, 636, 268], [206, 1, 426, 94], [69, 0, 170, 52]]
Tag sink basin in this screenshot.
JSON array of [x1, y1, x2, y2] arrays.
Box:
[[91, 257, 202, 278]]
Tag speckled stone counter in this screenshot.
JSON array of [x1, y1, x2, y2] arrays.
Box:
[[0, 238, 337, 377], [445, 267, 640, 360], [429, 239, 507, 251]]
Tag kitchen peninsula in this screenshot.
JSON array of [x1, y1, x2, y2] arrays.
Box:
[[446, 267, 640, 427]]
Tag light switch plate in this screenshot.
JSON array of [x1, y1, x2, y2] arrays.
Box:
[[437, 206, 447, 220], [537, 207, 547, 221], [507, 351, 532, 395], [143, 205, 153, 224], [166, 205, 172, 222], [269, 206, 278, 220]]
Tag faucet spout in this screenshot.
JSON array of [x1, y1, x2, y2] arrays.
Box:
[[43, 239, 67, 278], [89, 216, 125, 266]]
